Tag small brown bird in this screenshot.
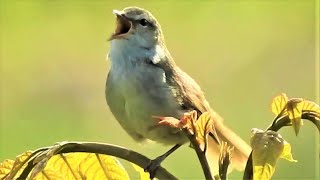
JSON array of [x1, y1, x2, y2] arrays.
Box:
[[106, 6, 251, 177]]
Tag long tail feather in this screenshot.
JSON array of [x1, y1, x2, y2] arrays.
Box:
[[206, 111, 251, 173]]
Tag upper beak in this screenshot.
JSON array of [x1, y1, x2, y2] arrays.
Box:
[[112, 9, 123, 17], [109, 9, 132, 41]]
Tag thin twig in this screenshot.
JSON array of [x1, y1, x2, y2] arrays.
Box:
[[184, 129, 214, 180], [242, 153, 253, 180]]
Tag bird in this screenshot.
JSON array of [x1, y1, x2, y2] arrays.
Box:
[[105, 6, 251, 178]]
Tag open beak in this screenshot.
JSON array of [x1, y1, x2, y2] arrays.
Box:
[[109, 10, 132, 40]]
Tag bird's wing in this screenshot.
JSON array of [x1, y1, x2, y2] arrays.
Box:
[[148, 55, 211, 115], [174, 67, 212, 114], [152, 56, 250, 171]]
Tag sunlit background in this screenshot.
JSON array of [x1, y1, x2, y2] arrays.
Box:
[[1, 1, 318, 179]]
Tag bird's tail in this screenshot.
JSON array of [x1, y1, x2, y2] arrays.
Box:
[[206, 111, 251, 174]]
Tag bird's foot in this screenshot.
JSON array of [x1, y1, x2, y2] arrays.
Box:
[[144, 156, 165, 179]]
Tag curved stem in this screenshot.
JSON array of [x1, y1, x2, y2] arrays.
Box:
[[18, 142, 177, 180], [242, 153, 253, 180]]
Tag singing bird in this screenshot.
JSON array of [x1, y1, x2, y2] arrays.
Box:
[[106, 7, 250, 178]]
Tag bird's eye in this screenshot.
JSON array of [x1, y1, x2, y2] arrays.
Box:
[[139, 19, 148, 27]]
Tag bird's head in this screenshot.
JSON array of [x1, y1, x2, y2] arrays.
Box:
[[109, 7, 164, 48]]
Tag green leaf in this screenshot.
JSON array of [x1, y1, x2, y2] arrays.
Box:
[[0, 160, 15, 179], [253, 164, 274, 180], [1, 151, 130, 180], [250, 129, 290, 180], [280, 142, 297, 162], [1, 151, 33, 179], [300, 100, 320, 115], [286, 98, 303, 135], [271, 93, 289, 116], [194, 112, 214, 151], [34, 153, 130, 180]]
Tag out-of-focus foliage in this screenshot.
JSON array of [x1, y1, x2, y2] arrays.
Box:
[[1, 1, 317, 179]]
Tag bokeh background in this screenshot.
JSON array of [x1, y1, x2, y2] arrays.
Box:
[[1, 0, 318, 179]]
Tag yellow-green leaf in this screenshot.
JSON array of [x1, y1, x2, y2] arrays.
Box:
[[253, 164, 275, 180], [280, 142, 297, 162], [250, 129, 297, 180], [271, 93, 289, 116], [78, 153, 129, 180], [32, 153, 130, 180], [1, 151, 130, 180], [0, 160, 14, 179], [300, 100, 320, 115], [286, 98, 303, 135], [3, 151, 33, 179], [195, 112, 213, 151], [250, 129, 285, 180], [131, 163, 150, 180], [33, 170, 62, 179]]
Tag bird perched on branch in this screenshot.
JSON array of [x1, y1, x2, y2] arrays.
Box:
[[106, 6, 250, 178]]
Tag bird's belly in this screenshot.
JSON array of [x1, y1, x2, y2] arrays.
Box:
[[114, 67, 188, 145], [124, 81, 188, 145]]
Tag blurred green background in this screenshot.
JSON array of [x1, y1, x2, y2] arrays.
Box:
[[1, 0, 318, 179]]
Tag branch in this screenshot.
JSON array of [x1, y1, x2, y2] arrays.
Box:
[[17, 142, 177, 180], [184, 129, 214, 180]]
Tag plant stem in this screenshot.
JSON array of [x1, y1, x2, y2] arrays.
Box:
[[184, 129, 214, 180]]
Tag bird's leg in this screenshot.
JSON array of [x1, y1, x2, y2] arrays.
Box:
[[144, 144, 182, 179]]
